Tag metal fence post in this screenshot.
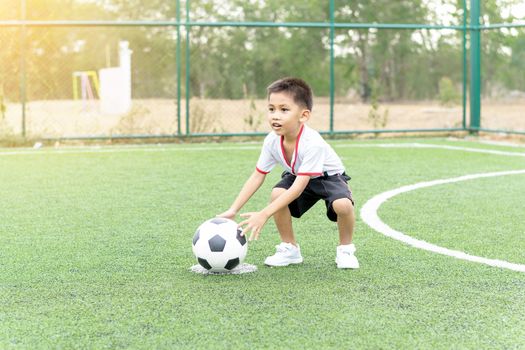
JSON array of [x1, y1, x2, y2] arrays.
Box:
[[329, 0, 335, 135], [20, 0, 27, 138], [176, 0, 181, 135], [469, 0, 481, 132], [462, 0, 467, 130], [185, 0, 190, 135]]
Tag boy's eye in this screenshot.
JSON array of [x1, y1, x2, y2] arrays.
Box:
[[281, 108, 289, 112], [268, 107, 275, 112]]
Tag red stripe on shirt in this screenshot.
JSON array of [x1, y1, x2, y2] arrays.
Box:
[[280, 136, 291, 167], [291, 124, 305, 174], [297, 172, 323, 176], [256, 167, 269, 174]]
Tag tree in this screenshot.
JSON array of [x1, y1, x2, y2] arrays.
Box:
[[334, 0, 432, 102], [3, 0, 521, 104]]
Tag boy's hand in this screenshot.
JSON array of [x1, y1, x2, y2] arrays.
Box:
[[216, 209, 237, 220], [238, 211, 269, 241]]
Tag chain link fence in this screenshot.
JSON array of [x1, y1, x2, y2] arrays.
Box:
[[0, 0, 524, 140]]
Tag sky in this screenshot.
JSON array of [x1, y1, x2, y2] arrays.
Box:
[[506, 3, 525, 18], [76, 0, 525, 22]]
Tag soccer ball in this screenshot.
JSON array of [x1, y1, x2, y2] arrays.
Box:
[[192, 218, 248, 273]]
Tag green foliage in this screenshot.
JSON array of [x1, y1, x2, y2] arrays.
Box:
[[0, 117, 30, 146], [110, 104, 152, 135], [1, 0, 524, 104], [189, 98, 223, 134], [243, 97, 263, 132], [367, 79, 389, 130], [186, 0, 330, 99], [505, 34, 525, 91], [438, 76, 460, 106], [0, 84, 6, 120]]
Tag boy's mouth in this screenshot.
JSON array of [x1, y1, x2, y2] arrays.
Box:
[[271, 123, 282, 128]]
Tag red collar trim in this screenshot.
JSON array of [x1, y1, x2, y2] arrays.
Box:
[[280, 124, 305, 174], [279, 136, 290, 167]]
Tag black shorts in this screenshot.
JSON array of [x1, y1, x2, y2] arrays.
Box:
[[274, 172, 354, 222]]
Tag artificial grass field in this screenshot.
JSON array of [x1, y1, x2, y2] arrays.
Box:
[[1, 138, 525, 349]]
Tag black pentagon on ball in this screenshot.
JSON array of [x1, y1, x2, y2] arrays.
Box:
[[208, 234, 227, 252], [236, 228, 247, 246], [197, 257, 212, 270], [224, 258, 240, 270], [210, 218, 228, 225], [193, 229, 200, 246]]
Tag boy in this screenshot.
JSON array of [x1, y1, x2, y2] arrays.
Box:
[[217, 77, 359, 269]]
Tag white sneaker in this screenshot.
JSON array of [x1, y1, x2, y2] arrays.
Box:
[[264, 242, 304, 267], [336, 244, 359, 269]]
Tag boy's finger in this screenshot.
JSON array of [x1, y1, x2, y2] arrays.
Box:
[[248, 228, 259, 241], [239, 212, 254, 218]]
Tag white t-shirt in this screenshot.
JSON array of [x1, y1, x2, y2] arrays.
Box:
[[256, 124, 345, 178]]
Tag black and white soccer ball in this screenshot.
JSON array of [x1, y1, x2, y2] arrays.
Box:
[[192, 218, 248, 273]]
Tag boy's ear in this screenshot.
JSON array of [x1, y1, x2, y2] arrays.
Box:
[[300, 109, 311, 122]]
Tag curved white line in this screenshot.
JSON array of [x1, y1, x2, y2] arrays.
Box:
[[361, 169, 525, 272]]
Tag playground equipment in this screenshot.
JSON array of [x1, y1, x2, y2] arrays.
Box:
[[72, 71, 100, 111], [72, 41, 133, 115]]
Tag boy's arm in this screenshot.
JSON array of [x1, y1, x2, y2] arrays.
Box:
[[239, 175, 310, 240], [217, 169, 266, 219]]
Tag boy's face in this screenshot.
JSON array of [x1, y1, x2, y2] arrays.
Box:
[[267, 92, 310, 138]]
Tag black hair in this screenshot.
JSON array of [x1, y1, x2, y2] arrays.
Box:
[[267, 77, 313, 111]]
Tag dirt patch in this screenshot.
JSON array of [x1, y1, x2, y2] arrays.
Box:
[[2, 98, 524, 138]]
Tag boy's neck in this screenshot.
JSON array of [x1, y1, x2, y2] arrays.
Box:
[[282, 124, 305, 144]]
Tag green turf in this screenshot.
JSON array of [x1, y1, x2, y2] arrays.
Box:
[[1, 139, 525, 349]]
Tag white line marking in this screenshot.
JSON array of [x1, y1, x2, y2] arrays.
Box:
[[2, 142, 525, 158], [0, 145, 261, 157], [417, 144, 525, 158], [478, 140, 525, 148], [361, 169, 525, 272], [334, 142, 525, 158]]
